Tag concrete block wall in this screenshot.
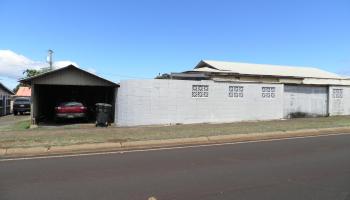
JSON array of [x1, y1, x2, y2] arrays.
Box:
[[329, 86, 350, 116], [116, 79, 284, 126]]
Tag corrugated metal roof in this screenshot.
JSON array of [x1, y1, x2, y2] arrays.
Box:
[[15, 87, 31, 97], [193, 60, 347, 79]]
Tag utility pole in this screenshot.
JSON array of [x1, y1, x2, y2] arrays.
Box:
[[47, 49, 54, 70]]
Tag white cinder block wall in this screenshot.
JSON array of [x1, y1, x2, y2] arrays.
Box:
[[329, 86, 350, 116], [116, 79, 284, 126]]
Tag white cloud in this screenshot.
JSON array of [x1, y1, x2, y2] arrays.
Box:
[[0, 50, 94, 78], [0, 50, 98, 90], [0, 50, 44, 79]]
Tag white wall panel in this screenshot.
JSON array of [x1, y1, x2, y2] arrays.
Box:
[[116, 80, 284, 126], [283, 85, 328, 118]]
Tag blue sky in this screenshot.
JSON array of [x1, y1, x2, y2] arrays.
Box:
[[0, 0, 349, 89]]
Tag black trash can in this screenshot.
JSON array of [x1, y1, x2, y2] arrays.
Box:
[[95, 103, 112, 127]]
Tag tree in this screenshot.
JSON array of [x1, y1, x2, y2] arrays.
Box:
[[13, 69, 43, 93], [155, 73, 171, 79], [23, 69, 43, 78]]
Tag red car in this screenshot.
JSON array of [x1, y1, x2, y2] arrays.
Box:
[[55, 102, 87, 121]]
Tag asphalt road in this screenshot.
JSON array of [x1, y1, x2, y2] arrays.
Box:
[[1, 134, 350, 200]]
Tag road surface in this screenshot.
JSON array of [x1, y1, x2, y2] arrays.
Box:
[[1, 133, 350, 200]]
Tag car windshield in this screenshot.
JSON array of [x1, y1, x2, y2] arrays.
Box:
[[59, 102, 83, 107], [15, 99, 30, 104]]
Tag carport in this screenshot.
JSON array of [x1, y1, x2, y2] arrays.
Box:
[[21, 65, 119, 124]]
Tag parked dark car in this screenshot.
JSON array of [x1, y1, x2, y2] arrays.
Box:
[[13, 97, 31, 115], [54, 102, 87, 121]]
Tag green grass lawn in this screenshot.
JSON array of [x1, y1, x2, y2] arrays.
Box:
[[0, 120, 31, 132], [0, 116, 350, 149]]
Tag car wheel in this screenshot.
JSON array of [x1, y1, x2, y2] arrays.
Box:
[[14, 111, 17, 116]]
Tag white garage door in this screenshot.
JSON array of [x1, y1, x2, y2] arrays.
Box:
[[284, 85, 328, 118]]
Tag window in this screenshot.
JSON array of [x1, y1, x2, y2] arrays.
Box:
[[192, 85, 209, 98], [59, 102, 83, 107], [262, 87, 276, 98], [229, 86, 243, 98], [14, 99, 30, 104], [333, 89, 343, 98]]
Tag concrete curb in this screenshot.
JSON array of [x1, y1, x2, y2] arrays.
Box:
[[49, 142, 122, 153], [1, 127, 350, 158], [5, 147, 48, 156], [121, 137, 210, 149]]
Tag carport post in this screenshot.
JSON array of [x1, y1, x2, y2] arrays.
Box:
[[30, 84, 36, 125]]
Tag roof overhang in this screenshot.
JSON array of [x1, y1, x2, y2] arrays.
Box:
[[170, 72, 210, 79]]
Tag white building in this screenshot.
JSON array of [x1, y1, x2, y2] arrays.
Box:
[[116, 60, 350, 126], [21, 60, 350, 126]]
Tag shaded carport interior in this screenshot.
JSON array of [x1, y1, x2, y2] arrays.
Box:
[[35, 85, 115, 122], [21, 65, 119, 124]]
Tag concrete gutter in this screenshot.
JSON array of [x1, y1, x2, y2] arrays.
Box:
[[1, 127, 350, 158]]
